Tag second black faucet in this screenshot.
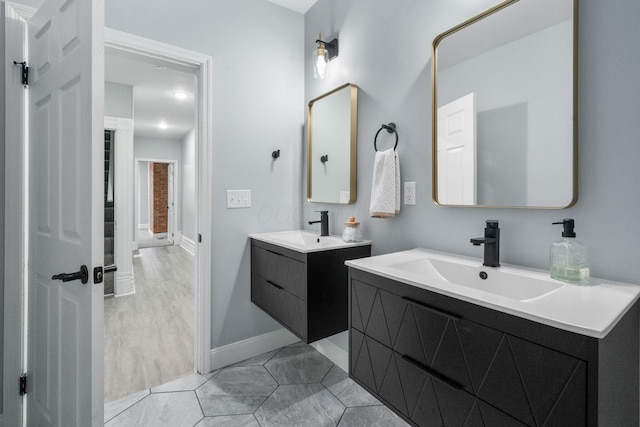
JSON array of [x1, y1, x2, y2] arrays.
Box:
[[309, 211, 329, 237]]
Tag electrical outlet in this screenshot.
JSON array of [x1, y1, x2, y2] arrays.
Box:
[[404, 182, 416, 205], [226, 190, 251, 209]]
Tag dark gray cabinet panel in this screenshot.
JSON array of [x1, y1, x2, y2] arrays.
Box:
[[349, 268, 639, 427], [251, 239, 370, 343]]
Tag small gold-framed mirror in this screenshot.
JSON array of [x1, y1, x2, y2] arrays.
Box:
[[307, 83, 358, 204], [432, 0, 578, 208]]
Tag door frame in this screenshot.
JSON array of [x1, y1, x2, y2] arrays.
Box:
[[105, 28, 213, 375], [3, 2, 33, 425], [104, 117, 135, 296], [134, 158, 179, 249]]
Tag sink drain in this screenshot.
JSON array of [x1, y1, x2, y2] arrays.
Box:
[[479, 271, 488, 280]]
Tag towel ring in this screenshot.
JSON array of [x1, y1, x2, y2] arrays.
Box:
[[374, 122, 398, 151]]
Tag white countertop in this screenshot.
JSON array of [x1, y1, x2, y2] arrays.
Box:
[[250, 230, 371, 253], [345, 248, 640, 339]]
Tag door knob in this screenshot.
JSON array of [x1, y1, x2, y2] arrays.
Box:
[[52, 265, 89, 284]]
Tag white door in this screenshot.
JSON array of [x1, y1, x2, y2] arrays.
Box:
[[436, 92, 477, 205], [167, 163, 175, 244], [27, 0, 104, 425]]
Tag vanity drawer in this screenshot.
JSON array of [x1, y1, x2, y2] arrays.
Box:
[[351, 329, 526, 427], [252, 245, 307, 300], [351, 279, 501, 393], [350, 274, 588, 426], [252, 273, 307, 340]]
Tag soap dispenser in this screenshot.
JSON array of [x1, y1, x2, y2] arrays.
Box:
[[550, 218, 590, 284], [343, 217, 363, 242]]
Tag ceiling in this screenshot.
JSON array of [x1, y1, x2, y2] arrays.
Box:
[[266, 0, 318, 14], [105, 48, 196, 140]]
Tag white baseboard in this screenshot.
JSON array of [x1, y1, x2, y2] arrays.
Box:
[[180, 235, 196, 256], [152, 232, 168, 239], [311, 336, 349, 372], [115, 272, 135, 296], [209, 328, 298, 371]]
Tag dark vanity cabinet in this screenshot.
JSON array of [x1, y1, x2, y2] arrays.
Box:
[[251, 239, 371, 343], [348, 268, 639, 427]]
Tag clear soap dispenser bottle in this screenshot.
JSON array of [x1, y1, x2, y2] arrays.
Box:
[[550, 218, 590, 284]]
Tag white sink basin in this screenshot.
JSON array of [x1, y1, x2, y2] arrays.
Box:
[[389, 257, 564, 302], [249, 230, 371, 253], [345, 248, 640, 338]]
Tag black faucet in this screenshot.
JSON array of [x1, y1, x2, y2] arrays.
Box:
[[470, 220, 500, 267], [308, 211, 329, 236]]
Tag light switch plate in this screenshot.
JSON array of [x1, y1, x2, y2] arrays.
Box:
[[226, 190, 251, 209], [404, 182, 416, 205]]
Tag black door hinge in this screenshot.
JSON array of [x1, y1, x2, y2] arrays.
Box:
[[198, 234, 202, 243], [19, 373, 27, 396], [13, 61, 28, 87]]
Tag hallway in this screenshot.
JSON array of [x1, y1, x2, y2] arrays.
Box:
[[104, 245, 195, 402]]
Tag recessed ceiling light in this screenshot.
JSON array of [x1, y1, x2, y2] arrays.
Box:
[[158, 121, 168, 130], [173, 91, 189, 100]]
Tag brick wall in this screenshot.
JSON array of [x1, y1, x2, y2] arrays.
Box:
[[150, 162, 169, 234]]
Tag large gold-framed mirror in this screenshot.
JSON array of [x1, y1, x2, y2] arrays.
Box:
[[432, 0, 578, 208], [307, 83, 358, 204]]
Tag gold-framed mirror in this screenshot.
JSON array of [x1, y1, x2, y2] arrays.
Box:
[[432, 0, 578, 208], [307, 83, 358, 204]]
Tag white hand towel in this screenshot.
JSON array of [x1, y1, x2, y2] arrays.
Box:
[[370, 148, 401, 218]]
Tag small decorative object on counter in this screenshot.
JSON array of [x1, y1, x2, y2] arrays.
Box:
[[343, 216, 363, 242], [550, 218, 590, 284]]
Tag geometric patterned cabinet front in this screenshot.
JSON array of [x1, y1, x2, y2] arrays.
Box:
[[251, 239, 371, 343], [349, 268, 639, 427]]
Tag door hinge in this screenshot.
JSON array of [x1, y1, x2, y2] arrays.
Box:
[[19, 373, 27, 396], [13, 61, 29, 87], [198, 234, 202, 243]]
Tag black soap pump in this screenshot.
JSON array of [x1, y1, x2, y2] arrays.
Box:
[[550, 219, 590, 284]]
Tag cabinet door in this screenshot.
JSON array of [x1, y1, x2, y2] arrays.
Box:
[[475, 334, 587, 426], [351, 329, 526, 427]]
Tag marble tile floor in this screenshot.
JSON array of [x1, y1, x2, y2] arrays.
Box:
[[104, 342, 409, 426]]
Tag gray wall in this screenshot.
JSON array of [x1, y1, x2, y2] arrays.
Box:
[[181, 129, 196, 242], [304, 0, 640, 288], [105, 0, 306, 349], [105, 81, 133, 119]]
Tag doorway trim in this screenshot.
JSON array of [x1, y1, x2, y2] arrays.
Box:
[[105, 28, 213, 374], [105, 117, 135, 296], [134, 158, 180, 251]]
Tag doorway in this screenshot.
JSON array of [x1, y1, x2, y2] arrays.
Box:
[[104, 31, 208, 402], [136, 160, 179, 250]]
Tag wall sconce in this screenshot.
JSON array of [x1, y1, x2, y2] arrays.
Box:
[[313, 33, 339, 80]]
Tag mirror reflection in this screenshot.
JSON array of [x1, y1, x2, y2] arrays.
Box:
[[307, 83, 358, 204], [432, 0, 577, 208]]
